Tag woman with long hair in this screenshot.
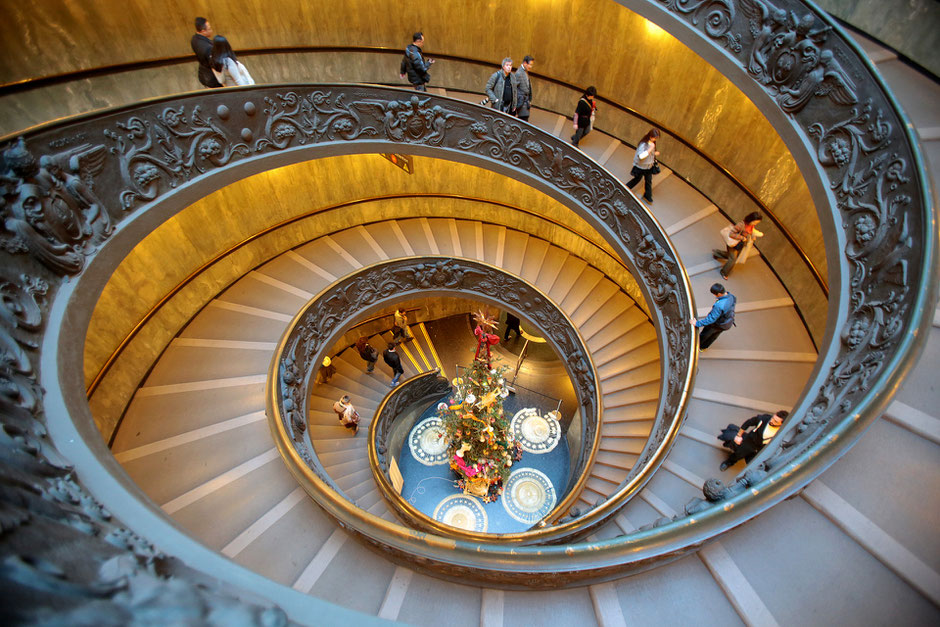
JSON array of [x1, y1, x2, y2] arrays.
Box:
[[714, 211, 764, 279], [626, 128, 661, 203], [210, 35, 255, 86], [570, 86, 597, 146]]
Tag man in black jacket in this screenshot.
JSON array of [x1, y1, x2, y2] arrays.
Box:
[[191, 17, 222, 88], [383, 342, 404, 387], [719, 410, 788, 471], [400, 32, 434, 91]]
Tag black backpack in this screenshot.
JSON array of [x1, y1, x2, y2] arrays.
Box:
[[716, 294, 736, 330]]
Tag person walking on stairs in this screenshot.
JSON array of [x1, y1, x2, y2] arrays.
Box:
[[713, 211, 763, 280], [570, 86, 597, 146], [332, 395, 360, 435], [355, 336, 378, 373], [485, 58, 517, 114], [690, 283, 736, 350], [392, 308, 412, 343], [383, 342, 404, 387], [717, 410, 788, 470], [514, 55, 535, 121], [626, 128, 661, 203]]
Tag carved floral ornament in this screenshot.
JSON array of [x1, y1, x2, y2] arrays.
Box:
[[0, 3, 930, 598]]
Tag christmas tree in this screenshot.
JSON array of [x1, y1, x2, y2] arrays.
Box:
[[438, 311, 522, 502]]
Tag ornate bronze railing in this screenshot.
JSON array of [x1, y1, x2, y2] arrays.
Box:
[[0, 0, 934, 605]]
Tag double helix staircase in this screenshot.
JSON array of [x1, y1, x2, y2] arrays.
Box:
[[90, 28, 939, 627]]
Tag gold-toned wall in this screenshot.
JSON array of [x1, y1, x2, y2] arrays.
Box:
[[85, 154, 643, 440], [0, 0, 827, 294]]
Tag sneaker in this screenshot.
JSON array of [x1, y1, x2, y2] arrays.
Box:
[[643, 196, 653, 203], [720, 272, 729, 280], [719, 461, 730, 471]]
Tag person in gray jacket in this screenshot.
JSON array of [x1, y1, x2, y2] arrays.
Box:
[[485, 58, 517, 114], [514, 55, 535, 121]]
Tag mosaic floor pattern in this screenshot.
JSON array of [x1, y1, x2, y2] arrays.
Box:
[[408, 416, 449, 466], [510, 408, 562, 454], [433, 494, 488, 532], [502, 467, 557, 524]]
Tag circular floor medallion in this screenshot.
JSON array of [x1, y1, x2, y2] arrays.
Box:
[[510, 407, 561, 454], [502, 467, 557, 524], [408, 417, 449, 466], [433, 494, 488, 532]]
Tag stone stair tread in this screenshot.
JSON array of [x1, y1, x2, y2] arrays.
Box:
[[601, 360, 661, 392], [598, 341, 660, 380], [518, 237, 552, 284], [594, 450, 640, 470], [559, 266, 605, 313], [142, 343, 271, 387], [588, 318, 656, 362], [546, 255, 589, 303], [601, 420, 655, 438], [501, 229, 531, 275], [255, 250, 336, 294], [534, 247, 573, 292], [602, 401, 659, 423], [217, 272, 312, 315], [292, 236, 362, 279], [578, 293, 634, 339], [179, 303, 289, 342], [569, 279, 621, 327], [603, 381, 660, 408]]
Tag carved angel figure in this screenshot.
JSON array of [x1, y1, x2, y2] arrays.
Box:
[[777, 49, 857, 113], [0, 138, 111, 275]]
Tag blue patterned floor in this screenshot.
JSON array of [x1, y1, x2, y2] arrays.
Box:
[[397, 395, 570, 534]]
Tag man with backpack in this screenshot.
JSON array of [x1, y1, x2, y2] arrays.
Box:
[[400, 32, 434, 91], [690, 283, 736, 350]]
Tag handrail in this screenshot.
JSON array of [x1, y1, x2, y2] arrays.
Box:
[[270, 256, 615, 542], [85, 193, 651, 402], [0, 45, 827, 299]]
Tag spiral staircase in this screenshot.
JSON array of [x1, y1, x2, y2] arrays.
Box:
[[1, 3, 938, 626]]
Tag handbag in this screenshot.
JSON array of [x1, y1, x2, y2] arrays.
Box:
[[720, 225, 737, 247], [650, 160, 661, 175]]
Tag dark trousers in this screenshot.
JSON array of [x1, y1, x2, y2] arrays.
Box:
[[698, 323, 726, 350], [723, 441, 760, 466], [627, 168, 654, 201], [714, 243, 744, 277], [571, 126, 591, 146]]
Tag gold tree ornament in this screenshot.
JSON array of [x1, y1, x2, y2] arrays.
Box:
[[473, 309, 498, 331]]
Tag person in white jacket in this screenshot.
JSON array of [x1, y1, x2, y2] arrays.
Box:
[[210, 35, 254, 86]]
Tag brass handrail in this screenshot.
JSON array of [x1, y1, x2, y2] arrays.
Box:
[[0, 44, 826, 300]]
